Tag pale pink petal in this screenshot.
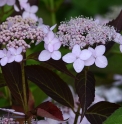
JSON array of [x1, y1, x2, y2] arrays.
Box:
[[15, 55, 23, 62], [6, 51, 11, 57], [30, 5, 38, 13], [24, 3, 30, 12], [48, 44, 53, 52], [22, 11, 29, 19], [84, 56, 95, 66], [0, 50, 4, 58], [37, 120, 49, 124], [1, 57, 8, 66], [44, 37, 50, 44], [52, 37, 59, 44], [62, 53, 76, 63], [29, 13, 38, 21], [47, 31, 55, 41], [20, 0, 28, 3], [114, 33, 121, 43], [73, 59, 84, 73], [120, 45, 122, 52], [50, 24, 57, 31], [0, 0, 6, 6], [14, 4, 20, 12], [51, 51, 61, 60], [8, 47, 16, 55], [95, 45, 105, 57], [72, 44, 81, 57], [3, 48, 7, 54], [8, 56, 15, 63], [16, 47, 22, 54], [12, 111, 25, 115], [95, 56, 108, 68], [38, 18, 43, 25], [88, 47, 95, 57], [38, 50, 51, 61], [7, 0, 15, 6], [44, 43, 48, 50], [80, 49, 92, 60], [53, 42, 61, 50]]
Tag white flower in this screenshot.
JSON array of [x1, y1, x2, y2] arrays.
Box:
[[0, 48, 11, 66], [0, 0, 15, 6], [8, 47, 23, 63], [37, 118, 59, 124], [22, 3, 38, 21], [62, 44, 92, 73], [85, 45, 108, 68]]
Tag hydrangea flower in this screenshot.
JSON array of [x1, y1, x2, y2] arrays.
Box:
[[22, 4, 38, 21], [8, 47, 23, 63], [85, 45, 108, 68], [62, 44, 92, 73], [0, 0, 15, 6]]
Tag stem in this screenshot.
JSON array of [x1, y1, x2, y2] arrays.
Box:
[[49, 0, 57, 31], [5, 86, 12, 106], [73, 106, 81, 124], [22, 59, 28, 114]]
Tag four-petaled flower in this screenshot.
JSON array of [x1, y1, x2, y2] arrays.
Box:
[[62, 44, 92, 73]]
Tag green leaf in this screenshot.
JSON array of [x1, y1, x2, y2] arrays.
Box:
[[25, 65, 74, 108], [75, 71, 95, 120], [85, 101, 120, 124], [103, 107, 122, 124], [1, 62, 27, 105], [0, 73, 6, 87]]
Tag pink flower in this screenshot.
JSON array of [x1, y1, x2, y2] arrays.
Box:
[[62, 44, 92, 73], [85, 45, 108, 68], [0, 48, 11, 66], [0, 0, 15, 6], [8, 47, 23, 62], [22, 3, 38, 21]]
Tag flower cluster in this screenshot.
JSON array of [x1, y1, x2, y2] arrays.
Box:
[[57, 17, 117, 49]]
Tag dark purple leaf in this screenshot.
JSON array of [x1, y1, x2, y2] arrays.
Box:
[[85, 101, 120, 124], [75, 71, 95, 121], [27, 52, 75, 78], [25, 65, 74, 108], [36, 101, 64, 121], [1, 62, 29, 105]]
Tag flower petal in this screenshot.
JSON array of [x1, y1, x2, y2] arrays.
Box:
[[0, 0, 6, 6], [50, 24, 57, 31], [8, 47, 16, 55], [52, 37, 59, 44], [72, 44, 81, 57], [88, 47, 95, 57], [80, 49, 92, 60], [53, 42, 61, 51], [84, 56, 95, 66], [7, 0, 15, 6], [95, 56, 108, 68], [22, 11, 30, 19], [14, 4, 20, 12], [8, 56, 15, 63], [38, 50, 51, 61], [0, 50, 4, 58], [16, 47, 22, 54], [15, 55, 23, 62], [62, 53, 76, 63], [73, 59, 84, 73], [45, 31, 55, 42], [51, 51, 61, 60], [37, 120, 49, 124], [48, 44, 54, 52], [1, 57, 8, 66], [30, 5, 38, 13], [95, 45, 105, 57], [30, 13, 38, 21]]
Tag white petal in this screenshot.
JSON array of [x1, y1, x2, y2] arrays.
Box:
[[30, 13, 38, 21], [95, 45, 105, 57], [51, 51, 61, 60], [80, 49, 92, 60], [0, 0, 6, 6], [50, 24, 57, 31], [14, 4, 20, 12], [1, 57, 8, 66], [120, 45, 122, 52], [16, 47, 22, 54], [95, 56, 108, 68], [38, 18, 43, 25], [37, 120, 49, 124], [22, 11, 30, 19], [12, 111, 25, 115], [30, 5, 38, 13], [53, 42, 61, 51], [38, 50, 51, 61], [114, 33, 121, 43], [72, 44, 81, 57], [47, 44, 53, 52], [15, 55, 23, 62], [8, 56, 15, 63], [52, 37, 59, 44], [73, 59, 84, 73], [0, 50, 4, 58], [7, 0, 15, 6], [24, 3, 30, 12], [88, 47, 95, 57], [8, 47, 16, 55], [84, 56, 95, 66], [46, 31, 55, 42], [62, 53, 76, 63]]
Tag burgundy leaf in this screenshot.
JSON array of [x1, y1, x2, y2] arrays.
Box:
[[85, 101, 120, 124], [75, 71, 95, 121], [25, 65, 74, 108], [27, 52, 75, 78], [36, 101, 63, 121], [1, 62, 29, 106]]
